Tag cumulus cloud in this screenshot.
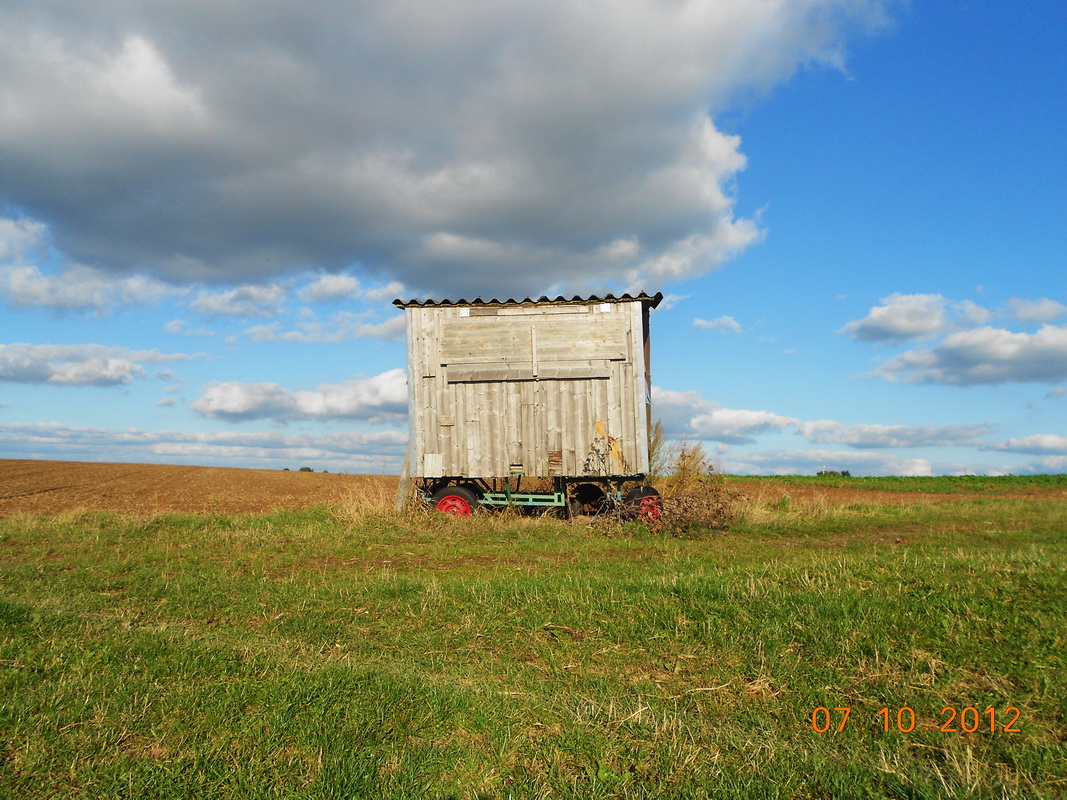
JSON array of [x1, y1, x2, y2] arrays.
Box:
[[653, 385, 1004, 454], [690, 408, 797, 444], [365, 281, 407, 302], [0, 422, 407, 472], [295, 273, 405, 305], [1004, 297, 1067, 324], [839, 293, 991, 343], [0, 343, 194, 387], [651, 387, 796, 444], [192, 368, 408, 423], [1, 263, 178, 312], [730, 448, 935, 477], [0, 1, 888, 296], [651, 387, 716, 436], [843, 294, 1067, 386], [873, 324, 1067, 385], [298, 274, 361, 304], [164, 319, 216, 337], [189, 284, 287, 318], [356, 316, 406, 340], [0, 217, 46, 259], [1, 217, 179, 312], [241, 312, 405, 343], [797, 421, 992, 448], [985, 434, 1067, 455], [1014, 456, 1067, 474], [694, 315, 743, 334]]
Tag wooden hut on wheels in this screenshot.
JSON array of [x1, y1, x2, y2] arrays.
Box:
[[393, 292, 663, 517]]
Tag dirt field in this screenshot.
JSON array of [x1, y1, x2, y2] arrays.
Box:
[[2, 459, 1059, 517], [0, 459, 395, 516]]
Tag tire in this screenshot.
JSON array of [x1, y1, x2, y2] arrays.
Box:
[[431, 485, 479, 517], [625, 485, 662, 522]]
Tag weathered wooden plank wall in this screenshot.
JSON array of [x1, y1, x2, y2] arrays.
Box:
[[401, 297, 656, 480]]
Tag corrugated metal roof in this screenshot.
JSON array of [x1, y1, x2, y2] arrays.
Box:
[[393, 291, 663, 310]]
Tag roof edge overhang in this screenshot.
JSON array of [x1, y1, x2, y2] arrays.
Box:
[[393, 292, 663, 310]]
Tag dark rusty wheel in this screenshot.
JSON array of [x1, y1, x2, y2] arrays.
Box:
[[568, 482, 607, 517], [625, 485, 661, 522], [431, 486, 478, 517]]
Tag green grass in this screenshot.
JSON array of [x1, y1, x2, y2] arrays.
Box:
[[1, 493, 1065, 798], [726, 473, 1067, 493]]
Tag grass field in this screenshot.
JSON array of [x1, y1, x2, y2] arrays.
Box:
[[1, 477, 1065, 798], [728, 473, 1067, 494]]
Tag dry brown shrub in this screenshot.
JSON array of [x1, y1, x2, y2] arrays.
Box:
[[585, 440, 740, 536], [655, 476, 738, 535], [654, 442, 739, 536]]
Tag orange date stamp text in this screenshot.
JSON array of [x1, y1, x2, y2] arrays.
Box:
[[810, 706, 1022, 734]]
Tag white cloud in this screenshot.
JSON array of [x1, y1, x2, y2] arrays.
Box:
[[0, 422, 407, 472], [365, 281, 406, 302], [651, 387, 796, 445], [1013, 456, 1067, 474], [1, 263, 177, 312], [694, 315, 743, 334], [241, 312, 405, 343], [358, 315, 407, 341], [797, 421, 992, 448], [1, 218, 179, 312], [873, 324, 1067, 385], [650, 387, 717, 436], [986, 434, 1067, 455], [357, 315, 406, 340], [839, 293, 991, 343], [732, 448, 935, 477], [0, 2, 889, 295], [690, 408, 797, 445], [0, 343, 194, 387], [164, 319, 216, 337], [1004, 297, 1067, 324], [654, 386, 1001, 453], [189, 284, 287, 318], [94, 35, 208, 128], [0, 217, 48, 260], [192, 368, 408, 423], [298, 274, 361, 303]]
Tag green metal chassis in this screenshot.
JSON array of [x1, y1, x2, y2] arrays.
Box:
[[419, 474, 645, 513]]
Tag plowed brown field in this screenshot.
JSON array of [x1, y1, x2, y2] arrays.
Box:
[[0, 459, 395, 516], [3, 459, 1060, 517]]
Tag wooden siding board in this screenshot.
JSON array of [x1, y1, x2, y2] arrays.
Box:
[[632, 301, 651, 473], [404, 298, 653, 479], [440, 315, 628, 365], [574, 379, 590, 475], [488, 383, 504, 476], [447, 362, 612, 382], [562, 382, 578, 475], [404, 311, 418, 473], [506, 388, 522, 467]]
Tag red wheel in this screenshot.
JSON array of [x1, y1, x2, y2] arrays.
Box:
[[636, 495, 662, 522], [625, 485, 661, 522], [431, 486, 478, 517]]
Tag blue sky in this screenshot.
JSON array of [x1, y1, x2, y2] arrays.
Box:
[[1, 0, 1065, 476]]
